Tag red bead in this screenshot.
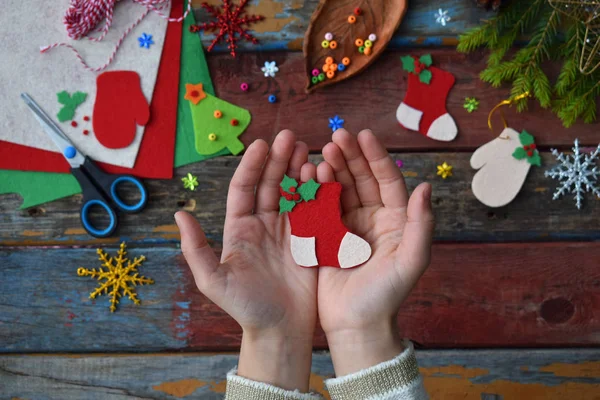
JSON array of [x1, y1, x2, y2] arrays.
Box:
[[83, 130, 89, 135], [71, 121, 78, 127], [524, 145, 529, 150], [293, 193, 301, 201], [289, 187, 296, 193], [83, 116, 90, 122], [530, 143, 536, 149], [527, 150, 533, 157], [230, 118, 239, 126], [354, 7, 362, 15]]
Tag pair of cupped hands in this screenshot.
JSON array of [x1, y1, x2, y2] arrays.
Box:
[[175, 129, 435, 392]]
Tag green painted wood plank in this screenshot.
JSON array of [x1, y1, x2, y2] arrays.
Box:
[[2, 350, 600, 399]]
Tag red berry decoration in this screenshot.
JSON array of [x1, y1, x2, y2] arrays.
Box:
[[83, 129, 89, 135], [289, 186, 296, 193], [530, 143, 536, 150], [71, 121, 78, 127], [230, 118, 239, 126], [527, 150, 533, 157], [293, 193, 301, 201], [83, 116, 90, 122], [354, 7, 362, 15]]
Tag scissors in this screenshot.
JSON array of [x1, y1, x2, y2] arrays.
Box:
[[21, 93, 148, 238]]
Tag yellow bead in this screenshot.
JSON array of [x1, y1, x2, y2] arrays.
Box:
[[321, 40, 330, 48], [208, 133, 217, 141], [364, 40, 373, 48]]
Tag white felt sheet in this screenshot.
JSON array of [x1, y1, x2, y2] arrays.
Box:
[[0, 0, 170, 168]]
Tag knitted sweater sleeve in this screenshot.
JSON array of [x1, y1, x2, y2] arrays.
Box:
[[224, 340, 428, 400]]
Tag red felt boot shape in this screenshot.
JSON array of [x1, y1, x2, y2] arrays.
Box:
[[285, 180, 371, 268], [93, 71, 150, 149], [396, 56, 457, 142]]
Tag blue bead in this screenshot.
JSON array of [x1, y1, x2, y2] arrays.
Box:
[[338, 63, 346, 71], [64, 146, 77, 159], [268, 95, 277, 103]]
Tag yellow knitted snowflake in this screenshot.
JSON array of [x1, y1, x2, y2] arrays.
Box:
[[77, 242, 154, 312]]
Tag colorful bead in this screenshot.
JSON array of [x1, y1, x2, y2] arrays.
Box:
[[364, 47, 372, 55], [354, 7, 362, 15], [364, 40, 373, 48], [326, 70, 335, 79], [342, 57, 351, 66], [208, 133, 217, 141], [338, 63, 346, 71], [312, 68, 320, 77], [330, 63, 338, 71], [368, 33, 377, 42], [321, 40, 330, 48], [358, 46, 365, 53], [326, 56, 334, 65], [240, 82, 249, 91], [213, 110, 223, 118], [329, 40, 338, 49], [318, 73, 325, 81], [230, 119, 239, 126], [323, 64, 330, 72], [355, 38, 364, 47], [268, 94, 277, 103], [325, 32, 333, 41], [311, 76, 319, 84], [348, 15, 356, 24]]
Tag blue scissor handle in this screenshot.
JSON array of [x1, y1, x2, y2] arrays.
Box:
[[80, 199, 118, 238], [110, 176, 147, 212]]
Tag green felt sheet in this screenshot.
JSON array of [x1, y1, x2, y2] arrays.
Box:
[[174, 5, 229, 167], [0, 170, 81, 210]]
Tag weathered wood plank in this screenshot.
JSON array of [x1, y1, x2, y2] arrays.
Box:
[[1, 153, 598, 245], [193, 0, 494, 51], [205, 50, 599, 151], [1, 243, 599, 352], [2, 350, 600, 399]]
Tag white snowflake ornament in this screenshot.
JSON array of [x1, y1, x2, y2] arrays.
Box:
[[261, 61, 279, 78], [545, 139, 600, 209], [435, 8, 451, 26]]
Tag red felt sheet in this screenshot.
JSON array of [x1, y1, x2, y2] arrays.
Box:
[[0, 0, 183, 179]]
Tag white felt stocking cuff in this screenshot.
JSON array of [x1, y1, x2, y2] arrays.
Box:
[[325, 340, 429, 400], [225, 368, 325, 400]]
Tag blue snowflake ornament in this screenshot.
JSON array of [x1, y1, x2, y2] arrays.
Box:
[[328, 115, 344, 132], [434, 9, 451, 26], [138, 33, 154, 49]]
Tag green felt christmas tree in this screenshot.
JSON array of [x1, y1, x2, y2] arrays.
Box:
[[185, 83, 250, 156]]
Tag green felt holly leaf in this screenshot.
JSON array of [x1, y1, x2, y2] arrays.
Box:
[[56, 106, 75, 122], [419, 54, 433, 67], [519, 130, 535, 146], [419, 69, 432, 84], [279, 196, 296, 214], [400, 55, 415, 73], [298, 179, 320, 202], [57, 91, 71, 105], [529, 151, 542, 167], [281, 174, 298, 191], [512, 147, 527, 160], [71, 91, 87, 106]]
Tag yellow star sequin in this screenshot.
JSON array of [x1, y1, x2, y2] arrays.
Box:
[[437, 162, 453, 179], [182, 172, 199, 191], [77, 243, 154, 312]]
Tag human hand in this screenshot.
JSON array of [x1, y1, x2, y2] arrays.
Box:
[[310, 129, 435, 376], [175, 130, 317, 391]]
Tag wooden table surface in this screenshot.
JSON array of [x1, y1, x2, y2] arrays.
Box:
[[2, 1, 599, 398]]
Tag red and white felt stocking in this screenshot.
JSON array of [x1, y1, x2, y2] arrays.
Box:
[[396, 54, 457, 142], [279, 176, 371, 269]]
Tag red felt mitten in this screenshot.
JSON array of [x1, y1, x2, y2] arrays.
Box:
[[282, 179, 371, 268], [396, 55, 457, 142], [93, 71, 150, 149]]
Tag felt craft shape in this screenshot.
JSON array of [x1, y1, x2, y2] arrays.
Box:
[[56, 91, 87, 122], [92, 71, 150, 149], [186, 86, 250, 156], [396, 55, 458, 142], [471, 127, 540, 208], [0, 0, 184, 209], [174, 6, 230, 168], [303, 0, 407, 92], [280, 176, 372, 269], [0, 0, 169, 168]]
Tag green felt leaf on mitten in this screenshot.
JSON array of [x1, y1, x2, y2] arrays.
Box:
[[400, 55, 415, 73], [279, 196, 296, 214], [419, 69, 432, 84], [188, 88, 251, 156], [518, 130, 535, 146], [298, 179, 320, 201], [419, 54, 433, 67], [512, 147, 527, 160], [71, 91, 87, 106], [57, 91, 72, 105], [529, 152, 542, 167]]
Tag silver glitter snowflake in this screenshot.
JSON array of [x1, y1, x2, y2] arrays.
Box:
[[545, 139, 600, 209], [434, 8, 451, 26]]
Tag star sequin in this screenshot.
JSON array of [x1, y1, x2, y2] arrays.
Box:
[[435, 9, 451, 26], [182, 173, 199, 191], [138, 33, 154, 49], [328, 115, 344, 132], [437, 162, 453, 179]]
